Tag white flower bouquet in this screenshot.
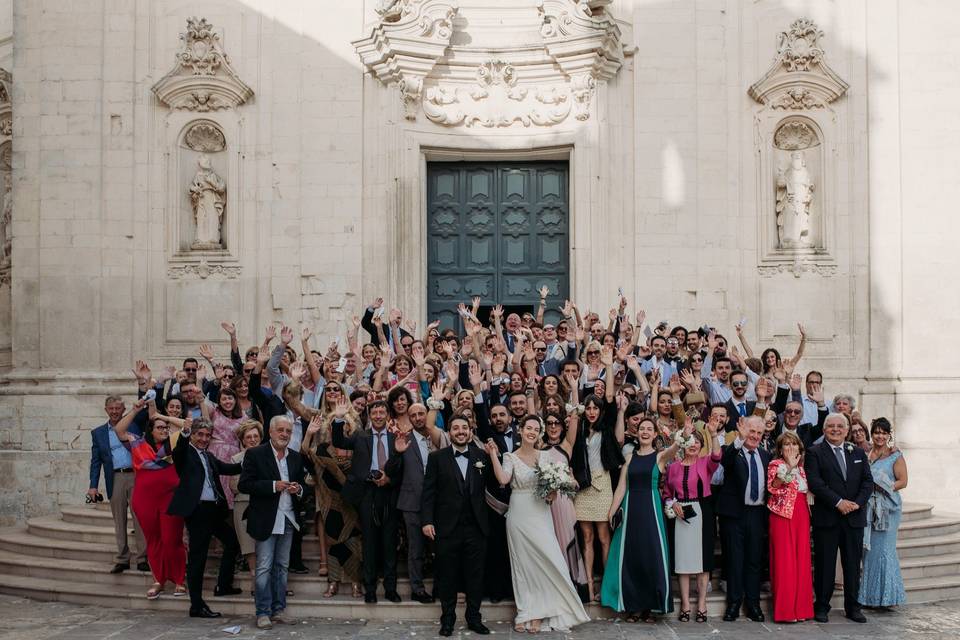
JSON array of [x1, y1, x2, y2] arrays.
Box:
[[534, 460, 578, 503]]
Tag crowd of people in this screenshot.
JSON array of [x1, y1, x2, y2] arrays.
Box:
[[87, 292, 909, 631]]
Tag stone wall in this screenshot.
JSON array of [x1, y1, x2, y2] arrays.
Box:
[[0, 0, 959, 524]]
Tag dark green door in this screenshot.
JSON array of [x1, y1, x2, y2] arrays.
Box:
[[427, 162, 569, 332]]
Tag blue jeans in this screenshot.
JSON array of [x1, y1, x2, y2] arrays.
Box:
[[254, 518, 294, 617]]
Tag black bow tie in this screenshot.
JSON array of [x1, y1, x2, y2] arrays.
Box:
[[454, 450, 469, 459]]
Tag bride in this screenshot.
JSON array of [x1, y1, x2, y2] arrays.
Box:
[[486, 415, 590, 633]]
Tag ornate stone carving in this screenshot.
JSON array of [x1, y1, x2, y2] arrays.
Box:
[[422, 59, 572, 128], [167, 258, 241, 280], [571, 75, 596, 121], [189, 155, 226, 250], [352, 1, 457, 120], [0, 69, 11, 279], [774, 121, 818, 150], [152, 17, 254, 111], [538, 0, 623, 81], [0, 117, 10, 137], [183, 122, 226, 152], [758, 258, 836, 278], [748, 18, 848, 109]]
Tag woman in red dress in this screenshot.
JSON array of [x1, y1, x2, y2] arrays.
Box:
[[116, 401, 187, 600], [766, 431, 814, 623]]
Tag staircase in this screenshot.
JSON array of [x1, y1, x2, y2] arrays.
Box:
[[0, 502, 958, 620]]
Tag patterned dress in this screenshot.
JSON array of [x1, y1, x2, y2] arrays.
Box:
[[207, 408, 243, 508], [601, 451, 673, 614]]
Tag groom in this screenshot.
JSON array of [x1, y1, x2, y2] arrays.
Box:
[[421, 415, 492, 636]]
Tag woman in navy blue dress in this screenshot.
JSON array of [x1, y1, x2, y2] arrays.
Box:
[[602, 416, 690, 622]]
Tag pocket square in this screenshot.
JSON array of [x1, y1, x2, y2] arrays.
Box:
[[854, 460, 862, 464]]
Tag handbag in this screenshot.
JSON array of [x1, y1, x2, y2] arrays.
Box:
[[611, 506, 624, 530]]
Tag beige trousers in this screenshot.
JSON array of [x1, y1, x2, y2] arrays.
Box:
[[109, 471, 147, 565]]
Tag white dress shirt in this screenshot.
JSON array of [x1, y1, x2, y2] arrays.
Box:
[[370, 428, 389, 471], [453, 445, 469, 479], [733, 437, 766, 506], [413, 430, 430, 472], [271, 446, 300, 535]]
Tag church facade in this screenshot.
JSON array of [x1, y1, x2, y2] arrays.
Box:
[[0, 0, 957, 523]]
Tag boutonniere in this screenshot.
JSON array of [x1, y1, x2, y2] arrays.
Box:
[[844, 443, 854, 453], [474, 461, 485, 470]]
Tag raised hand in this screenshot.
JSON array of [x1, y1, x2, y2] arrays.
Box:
[[370, 296, 384, 310], [411, 342, 425, 366], [212, 362, 225, 380], [706, 330, 718, 352], [755, 377, 770, 402], [492, 354, 506, 376], [809, 382, 824, 405], [484, 439, 500, 458], [626, 354, 640, 370], [431, 380, 445, 401], [427, 319, 441, 333], [196, 363, 208, 381], [302, 326, 313, 342], [616, 391, 628, 412], [306, 414, 323, 435], [538, 285, 550, 300], [198, 344, 215, 362], [706, 413, 720, 436], [334, 395, 350, 419], [680, 368, 697, 389], [265, 324, 277, 343], [394, 432, 411, 453], [608, 308, 618, 322], [668, 374, 683, 396], [133, 359, 151, 382], [220, 321, 236, 337], [636, 309, 646, 327], [560, 299, 573, 317], [280, 325, 294, 345], [491, 304, 504, 321], [256, 348, 271, 368], [789, 372, 802, 391], [351, 315, 361, 330], [289, 361, 307, 381], [771, 366, 786, 384], [468, 360, 483, 387], [405, 319, 417, 334], [600, 344, 614, 366], [160, 365, 176, 383]]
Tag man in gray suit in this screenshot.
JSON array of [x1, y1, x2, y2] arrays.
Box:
[[386, 402, 449, 603]]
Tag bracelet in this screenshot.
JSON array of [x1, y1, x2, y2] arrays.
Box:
[[426, 398, 444, 411]]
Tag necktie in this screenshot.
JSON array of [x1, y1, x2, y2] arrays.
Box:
[[738, 402, 747, 417], [834, 446, 847, 481], [748, 450, 760, 502], [376, 432, 386, 471], [200, 450, 222, 501], [454, 450, 469, 459]]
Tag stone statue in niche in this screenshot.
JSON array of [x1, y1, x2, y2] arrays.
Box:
[[776, 151, 814, 249], [189, 154, 226, 250]]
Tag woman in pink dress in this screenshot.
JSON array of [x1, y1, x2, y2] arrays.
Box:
[[540, 410, 587, 594], [201, 387, 244, 508]]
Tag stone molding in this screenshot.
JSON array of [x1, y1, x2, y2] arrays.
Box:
[[166, 257, 241, 280], [748, 18, 848, 109], [353, 0, 623, 125], [757, 257, 838, 278], [152, 17, 254, 111], [352, 0, 458, 120]]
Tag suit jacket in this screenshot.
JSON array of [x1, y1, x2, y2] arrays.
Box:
[[331, 419, 402, 509], [774, 410, 827, 450], [715, 441, 772, 518], [237, 442, 308, 541], [167, 436, 242, 518], [390, 430, 449, 512], [360, 307, 412, 349], [420, 445, 491, 538], [804, 440, 873, 528], [89, 421, 143, 499], [723, 384, 790, 433]]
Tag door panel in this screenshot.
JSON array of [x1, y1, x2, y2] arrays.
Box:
[[427, 162, 569, 333]]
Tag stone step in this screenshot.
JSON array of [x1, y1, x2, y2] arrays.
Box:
[[901, 553, 960, 580], [901, 502, 934, 523], [898, 514, 960, 540], [896, 531, 960, 558]]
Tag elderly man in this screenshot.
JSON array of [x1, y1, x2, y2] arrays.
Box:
[[238, 416, 307, 630], [168, 419, 242, 618], [805, 413, 873, 623], [716, 415, 771, 622], [88, 395, 148, 574]]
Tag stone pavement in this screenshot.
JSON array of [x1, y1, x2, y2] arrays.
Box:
[[1, 594, 959, 640]]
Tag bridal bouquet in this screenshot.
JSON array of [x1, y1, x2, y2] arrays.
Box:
[[534, 461, 578, 503]]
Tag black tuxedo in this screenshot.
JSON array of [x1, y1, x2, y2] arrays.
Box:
[[168, 437, 242, 612], [421, 445, 490, 627], [237, 443, 308, 541], [716, 441, 772, 612], [331, 419, 402, 594], [360, 307, 412, 348], [805, 440, 874, 616], [473, 408, 518, 601]]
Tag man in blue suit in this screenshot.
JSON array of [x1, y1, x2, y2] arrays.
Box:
[[88, 395, 148, 574]]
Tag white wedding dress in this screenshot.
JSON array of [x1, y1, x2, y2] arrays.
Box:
[[503, 451, 590, 631]]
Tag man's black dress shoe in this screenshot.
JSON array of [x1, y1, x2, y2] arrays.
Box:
[[213, 585, 242, 597], [189, 606, 221, 618], [136, 561, 150, 572], [467, 621, 491, 635], [722, 604, 740, 621], [384, 590, 402, 603], [489, 596, 502, 604], [846, 610, 867, 623], [814, 612, 829, 623], [364, 592, 378, 604], [109, 563, 129, 574], [745, 606, 765, 622], [288, 564, 309, 574], [439, 625, 454, 637], [411, 591, 435, 604]]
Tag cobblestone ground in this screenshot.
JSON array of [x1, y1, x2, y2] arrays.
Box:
[[1, 595, 959, 640]]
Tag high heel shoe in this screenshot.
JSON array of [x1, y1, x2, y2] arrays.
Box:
[[323, 582, 339, 599]]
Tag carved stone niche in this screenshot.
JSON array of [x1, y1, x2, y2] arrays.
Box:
[[0, 68, 11, 286], [750, 18, 847, 276], [179, 120, 228, 253]]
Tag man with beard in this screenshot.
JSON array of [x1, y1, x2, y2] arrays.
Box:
[[387, 402, 449, 603], [421, 415, 492, 636]]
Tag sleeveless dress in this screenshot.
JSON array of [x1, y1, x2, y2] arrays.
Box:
[[859, 451, 907, 607], [601, 451, 673, 614], [503, 451, 590, 631]]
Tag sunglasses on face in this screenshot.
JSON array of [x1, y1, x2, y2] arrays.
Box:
[[691, 357, 703, 363], [534, 347, 547, 352], [731, 381, 748, 388], [545, 419, 561, 426], [184, 367, 197, 372], [587, 351, 599, 356], [784, 409, 802, 415]]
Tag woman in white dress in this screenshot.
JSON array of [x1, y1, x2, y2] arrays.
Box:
[[486, 415, 590, 633]]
